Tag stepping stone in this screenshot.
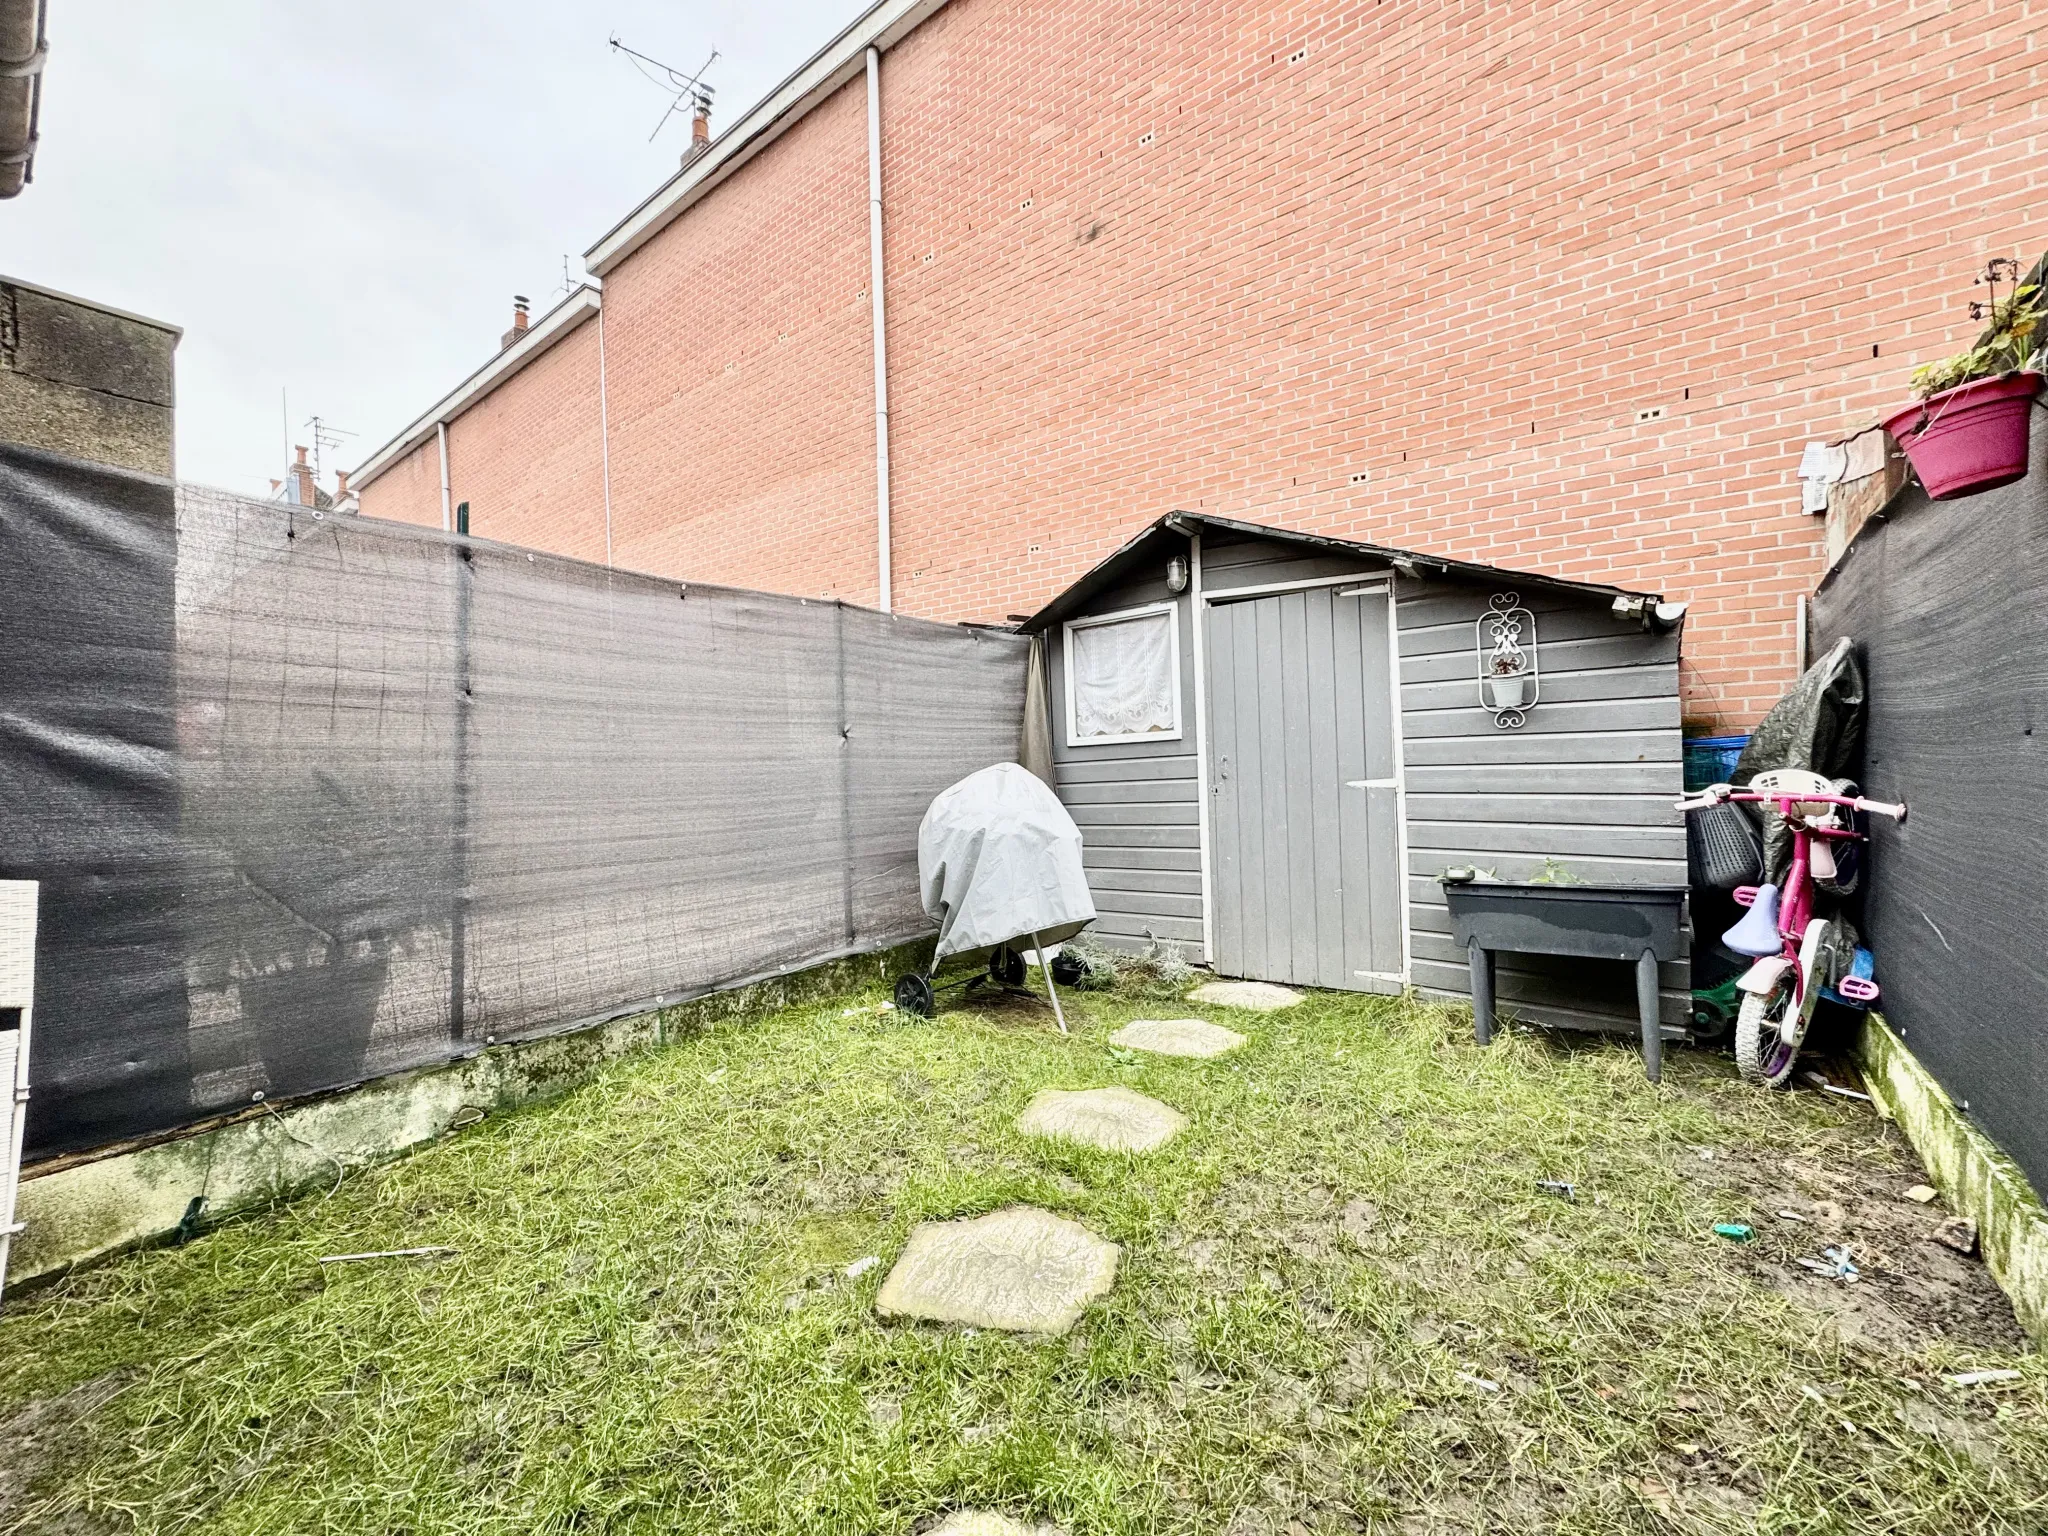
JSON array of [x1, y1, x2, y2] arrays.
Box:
[[1188, 980, 1302, 1012], [928, 1514, 1065, 1536], [1016, 1086, 1187, 1153], [1110, 1018, 1246, 1059], [876, 1206, 1119, 1335]]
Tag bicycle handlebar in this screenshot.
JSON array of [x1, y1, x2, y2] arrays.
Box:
[[1674, 784, 1907, 823]]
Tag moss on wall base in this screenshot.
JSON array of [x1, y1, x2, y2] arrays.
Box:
[[1855, 1011, 2048, 1344], [7, 939, 933, 1289]]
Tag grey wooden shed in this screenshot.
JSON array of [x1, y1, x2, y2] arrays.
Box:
[[1019, 514, 1691, 1034]]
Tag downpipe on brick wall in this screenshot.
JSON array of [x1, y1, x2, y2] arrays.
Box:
[[867, 44, 891, 612], [437, 421, 451, 533]]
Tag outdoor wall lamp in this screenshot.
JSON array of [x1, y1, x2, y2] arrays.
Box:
[[1478, 591, 1539, 729], [1389, 554, 1448, 581], [1611, 592, 1689, 631], [1165, 555, 1189, 594]]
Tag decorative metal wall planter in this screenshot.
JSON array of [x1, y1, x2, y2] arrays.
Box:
[[1477, 592, 1538, 728]]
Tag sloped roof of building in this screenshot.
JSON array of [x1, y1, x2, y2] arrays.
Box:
[[1017, 513, 1681, 634], [357, 1, 947, 487], [585, 0, 949, 275], [349, 285, 601, 492]]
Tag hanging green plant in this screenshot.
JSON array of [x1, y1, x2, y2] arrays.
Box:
[[1884, 257, 2045, 500], [1908, 267, 2044, 398]]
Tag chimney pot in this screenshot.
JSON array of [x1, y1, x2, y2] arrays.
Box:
[[503, 294, 533, 351], [684, 91, 712, 166]]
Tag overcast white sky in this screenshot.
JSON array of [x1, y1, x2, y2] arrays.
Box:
[[7, 0, 868, 494]]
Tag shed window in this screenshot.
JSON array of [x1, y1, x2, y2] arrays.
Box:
[[1064, 604, 1181, 746]]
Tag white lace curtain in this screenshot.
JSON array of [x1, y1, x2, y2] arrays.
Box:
[[1069, 610, 1177, 740]]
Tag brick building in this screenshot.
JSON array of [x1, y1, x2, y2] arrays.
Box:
[[352, 0, 2048, 729]]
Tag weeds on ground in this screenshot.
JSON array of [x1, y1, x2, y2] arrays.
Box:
[[1063, 937, 1193, 998], [1063, 934, 1127, 991], [1, 980, 2042, 1535]]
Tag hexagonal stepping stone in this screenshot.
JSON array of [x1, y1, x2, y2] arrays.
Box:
[[875, 1206, 1119, 1335], [1109, 1018, 1246, 1059], [928, 1514, 1065, 1536], [1017, 1086, 1187, 1153], [1188, 979, 1303, 1011]]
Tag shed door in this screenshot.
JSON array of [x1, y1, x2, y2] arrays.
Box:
[[1206, 586, 1404, 991]]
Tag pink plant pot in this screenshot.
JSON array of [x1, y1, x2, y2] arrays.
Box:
[[1882, 371, 2041, 501]]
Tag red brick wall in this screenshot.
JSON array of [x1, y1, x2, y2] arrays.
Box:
[[601, 83, 880, 598], [449, 321, 608, 562], [358, 320, 608, 559], [358, 434, 442, 529], [365, 0, 2048, 728]]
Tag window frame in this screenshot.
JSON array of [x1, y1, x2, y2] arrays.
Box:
[[1061, 600, 1184, 748]]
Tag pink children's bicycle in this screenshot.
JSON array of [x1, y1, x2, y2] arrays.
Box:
[[1676, 770, 1906, 1087]]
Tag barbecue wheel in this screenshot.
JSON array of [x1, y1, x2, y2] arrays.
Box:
[[893, 972, 935, 1018], [988, 944, 1026, 988]]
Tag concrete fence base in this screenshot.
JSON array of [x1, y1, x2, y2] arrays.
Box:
[[1854, 1012, 2048, 1345], [6, 938, 932, 1290]]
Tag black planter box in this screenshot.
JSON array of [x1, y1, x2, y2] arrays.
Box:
[[1439, 879, 1689, 1080], [1441, 881, 1688, 963]]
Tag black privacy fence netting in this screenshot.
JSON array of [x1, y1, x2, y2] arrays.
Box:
[[1810, 407, 2048, 1199], [1, 442, 1028, 1160]]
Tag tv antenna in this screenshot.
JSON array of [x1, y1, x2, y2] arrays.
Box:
[[303, 416, 357, 483], [609, 36, 717, 144]]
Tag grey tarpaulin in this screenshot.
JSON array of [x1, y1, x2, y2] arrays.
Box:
[[1732, 635, 1867, 885], [1733, 636, 1866, 787], [0, 440, 1030, 1159], [1810, 407, 2048, 1198], [1020, 633, 1054, 786], [917, 763, 1095, 963]]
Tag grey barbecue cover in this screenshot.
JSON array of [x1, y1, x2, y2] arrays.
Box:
[[918, 762, 1096, 962]]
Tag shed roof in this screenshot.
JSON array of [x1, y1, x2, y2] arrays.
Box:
[[1017, 514, 1679, 633]]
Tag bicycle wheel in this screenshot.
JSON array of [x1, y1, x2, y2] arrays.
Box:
[[1734, 969, 1801, 1088]]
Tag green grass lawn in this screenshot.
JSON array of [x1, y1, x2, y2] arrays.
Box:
[[2, 969, 2042, 1535]]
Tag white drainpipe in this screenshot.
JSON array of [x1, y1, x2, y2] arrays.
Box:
[[437, 420, 452, 533], [597, 305, 614, 567], [866, 45, 891, 612]]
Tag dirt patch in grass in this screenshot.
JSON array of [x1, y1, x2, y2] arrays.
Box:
[[1, 981, 2042, 1535], [1669, 1135, 2019, 1356], [0, 1369, 131, 1535]]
